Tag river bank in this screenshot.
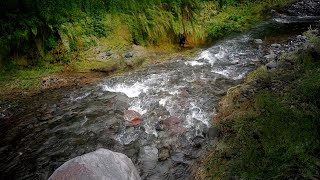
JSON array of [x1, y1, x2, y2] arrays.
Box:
[[0, 47, 199, 101], [195, 28, 320, 180], [194, 1, 320, 179]]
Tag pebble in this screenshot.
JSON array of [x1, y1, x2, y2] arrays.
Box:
[[254, 39, 263, 44]]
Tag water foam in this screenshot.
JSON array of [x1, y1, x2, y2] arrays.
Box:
[[184, 61, 205, 66], [103, 82, 148, 98], [197, 50, 216, 65]]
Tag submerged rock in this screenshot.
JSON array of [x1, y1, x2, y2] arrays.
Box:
[[139, 146, 159, 176], [162, 116, 186, 135], [48, 148, 141, 180]]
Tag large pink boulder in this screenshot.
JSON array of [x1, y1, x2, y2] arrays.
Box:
[[48, 149, 141, 180]]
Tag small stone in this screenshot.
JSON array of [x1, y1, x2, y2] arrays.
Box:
[[264, 53, 277, 60], [155, 122, 163, 131], [254, 39, 263, 44], [207, 127, 220, 139], [192, 136, 205, 148], [271, 44, 281, 48], [266, 61, 277, 69], [158, 148, 170, 161], [126, 127, 135, 134], [105, 52, 112, 56], [171, 152, 185, 163], [124, 52, 133, 58]]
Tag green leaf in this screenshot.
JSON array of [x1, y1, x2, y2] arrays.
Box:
[[31, 27, 37, 36], [48, 24, 54, 31]]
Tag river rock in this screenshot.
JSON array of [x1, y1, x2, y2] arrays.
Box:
[[139, 146, 158, 174], [162, 116, 186, 135], [264, 53, 277, 60], [124, 110, 142, 125], [207, 127, 220, 139], [271, 44, 281, 48], [48, 148, 141, 180], [254, 39, 263, 44], [266, 61, 278, 69], [158, 148, 170, 161], [192, 136, 205, 148]]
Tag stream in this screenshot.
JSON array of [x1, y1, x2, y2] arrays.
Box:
[[0, 15, 319, 180]]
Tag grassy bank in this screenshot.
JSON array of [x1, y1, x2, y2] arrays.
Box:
[[197, 30, 320, 179]]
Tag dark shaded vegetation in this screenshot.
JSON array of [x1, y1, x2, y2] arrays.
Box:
[[204, 31, 320, 179]]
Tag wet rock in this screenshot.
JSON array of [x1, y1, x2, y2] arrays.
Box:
[[158, 148, 170, 161], [284, 0, 320, 16], [124, 110, 142, 125], [171, 152, 185, 163], [171, 152, 191, 164], [264, 53, 277, 60], [207, 127, 220, 139], [254, 39, 263, 44], [174, 164, 191, 180], [115, 93, 130, 110], [297, 35, 306, 40], [271, 44, 281, 48], [140, 146, 158, 162], [192, 136, 205, 148], [154, 122, 163, 131], [48, 148, 141, 180], [126, 127, 135, 134], [161, 116, 186, 135], [124, 52, 134, 58], [266, 61, 278, 70], [139, 146, 158, 174]]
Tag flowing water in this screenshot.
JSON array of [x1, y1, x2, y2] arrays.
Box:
[[0, 17, 319, 179]]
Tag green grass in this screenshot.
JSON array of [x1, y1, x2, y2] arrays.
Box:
[[204, 0, 294, 42], [203, 38, 320, 179], [0, 64, 64, 92]]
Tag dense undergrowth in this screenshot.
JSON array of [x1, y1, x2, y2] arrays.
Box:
[[200, 30, 320, 179]]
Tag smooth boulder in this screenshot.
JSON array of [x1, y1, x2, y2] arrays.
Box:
[[49, 148, 141, 180]]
